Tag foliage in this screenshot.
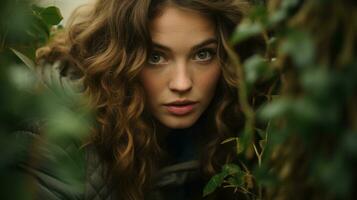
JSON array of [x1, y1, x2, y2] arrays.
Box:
[[0, 0, 91, 199], [204, 0, 357, 199]]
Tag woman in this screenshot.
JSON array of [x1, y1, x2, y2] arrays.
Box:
[[34, 0, 251, 199]]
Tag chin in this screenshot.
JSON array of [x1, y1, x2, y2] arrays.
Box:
[[163, 121, 195, 129], [167, 123, 193, 129], [160, 116, 199, 129]]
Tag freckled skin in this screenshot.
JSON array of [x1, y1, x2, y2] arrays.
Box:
[[140, 6, 221, 129]]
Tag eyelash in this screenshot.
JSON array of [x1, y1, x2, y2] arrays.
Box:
[[147, 48, 217, 65]]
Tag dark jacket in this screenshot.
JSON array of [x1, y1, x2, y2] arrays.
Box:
[[15, 130, 205, 200]]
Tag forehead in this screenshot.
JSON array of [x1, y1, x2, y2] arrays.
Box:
[[149, 6, 216, 46]]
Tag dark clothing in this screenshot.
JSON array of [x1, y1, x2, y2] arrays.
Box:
[[14, 130, 207, 200]]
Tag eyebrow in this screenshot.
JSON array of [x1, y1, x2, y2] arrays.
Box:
[[151, 38, 218, 52]]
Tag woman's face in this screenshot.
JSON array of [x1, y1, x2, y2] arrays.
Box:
[[140, 6, 221, 129]]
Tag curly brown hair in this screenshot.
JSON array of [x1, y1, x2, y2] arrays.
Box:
[[37, 0, 251, 199]]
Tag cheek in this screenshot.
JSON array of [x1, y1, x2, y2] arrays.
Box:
[[140, 70, 163, 102], [197, 65, 221, 96]]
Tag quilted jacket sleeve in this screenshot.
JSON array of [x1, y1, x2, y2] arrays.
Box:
[[15, 131, 86, 200]]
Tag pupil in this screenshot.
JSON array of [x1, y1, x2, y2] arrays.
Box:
[[152, 55, 159, 62], [199, 51, 207, 59]]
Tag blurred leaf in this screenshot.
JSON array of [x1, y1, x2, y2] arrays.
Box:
[[0, 133, 33, 168], [291, 98, 320, 124], [314, 156, 352, 198], [280, 30, 315, 67], [301, 68, 331, 96], [1, 3, 34, 45], [268, 9, 287, 25], [29, 14, 50, 39], [0, 171, 32, 200], [258, 98, 292, 121], [8, 64, 37, 91], [249, 5, 269, 25], [3, 4, 62, 56], [231, 19, 264, 44], [44, 105, 91, 141], [342, 132, 357, 157], [10, 48, 36, 70], [268, 0, 299, 25], [253, 165, 278, 187], [31, 4, 45, 14], [244, 55, 270, 86], [34, 6, 63, 26], [280, 0, 300, 11]]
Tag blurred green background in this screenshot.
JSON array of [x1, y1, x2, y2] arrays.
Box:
[[0, 0, 92, 199]]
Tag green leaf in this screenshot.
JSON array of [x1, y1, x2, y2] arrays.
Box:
[[243, 55, 269, 85], [268, 9, 287, 25], [314, 156, 352, 197], [8, 64, 36, 91], [32, 14, 51, 36], [227, 176, 243, 187], [342, 132, 357, 156], [10, 48, 35, 70], [300, 68, 332, 99], [268, 0, 299, 25], [39, 6, 63, 26], [258, 98, 293, 121], [249, 5, 269, 25], [231, 20, 264, 44], [32, 4, 45, 14], [280, 30, 315, 67], [45, 108, 90, 140], [203, 171, 229, 197], [291, 98, 320, 124], [23, 11, 51, 44], [222, 164, 242, 175], [253, 165, 278, 187]]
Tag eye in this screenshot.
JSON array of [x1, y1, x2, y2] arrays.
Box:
[[148, 52, 167, 65], [193, 49, 216, 62]]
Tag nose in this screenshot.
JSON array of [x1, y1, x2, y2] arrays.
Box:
[[168, 62, 193, 93]]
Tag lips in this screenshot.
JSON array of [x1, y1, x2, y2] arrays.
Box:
[[164, 100, 197, 115]]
